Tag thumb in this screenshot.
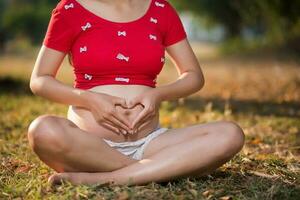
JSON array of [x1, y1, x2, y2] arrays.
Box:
[[114, 97, 127, 108], [127, 97, 140, 109]]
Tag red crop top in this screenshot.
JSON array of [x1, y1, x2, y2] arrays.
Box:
[[42, 0, 187, 89]]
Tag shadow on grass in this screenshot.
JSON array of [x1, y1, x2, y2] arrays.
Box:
[[158, 170, 300, 199], [1, 76, 299, 119], [0, 76, 32, 96], [166, 97, 300, 118]]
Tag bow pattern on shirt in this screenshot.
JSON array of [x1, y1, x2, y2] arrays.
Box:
[[116, 53, 130, 62], [115, 77, 130, 82], [150, 17, 158, 24], [149, 34, 157, 40], [80, 46, 87, 53], [64, 3, 74, 10], [118, 31, 127, 36], [84, 74, 93, 80], [81, 22, 91, 31], [155, 1, 165, 7]]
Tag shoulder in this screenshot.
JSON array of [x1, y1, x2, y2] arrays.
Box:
[[53, 0, 73, 11], [154, 0, 171, 6], [50, 0, 78, 18], [49, 0, 81, 26], [153, 0, 180, 20], [155, 0, 177, 10]]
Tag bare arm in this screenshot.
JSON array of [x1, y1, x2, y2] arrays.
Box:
[[153, 39, 205, 102], [127, 39, 205, 130], [30, 45, 132, 133], [30, 45, 91, 107]]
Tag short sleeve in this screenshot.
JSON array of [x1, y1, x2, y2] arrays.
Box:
[[162, 2, 187, 47], [42, 6, 76, 53]]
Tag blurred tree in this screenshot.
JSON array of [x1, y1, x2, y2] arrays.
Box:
[[0, 0, 57, 52], [0, 0, 8, 53], [171, 0, 243, 38], [171, 0, 300, 51], [0, 0, 299, 52]]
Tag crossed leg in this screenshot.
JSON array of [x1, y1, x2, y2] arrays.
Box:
[[43, 121, 244, 186], [141, 121, 245, 179], [27, 114, 138, 173]]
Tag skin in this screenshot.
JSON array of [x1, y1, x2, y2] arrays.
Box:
[[27, 0, 245, 186]]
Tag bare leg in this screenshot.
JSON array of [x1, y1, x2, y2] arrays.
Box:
[[49, 121, 245, 186], [27, 114, 137, 173]]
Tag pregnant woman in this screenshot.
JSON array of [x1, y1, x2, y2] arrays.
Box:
[[28, 0, 245, 186]]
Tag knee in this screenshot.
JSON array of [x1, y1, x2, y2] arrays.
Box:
[[217, 121, 245, 156], [27, 115, 71, 153]]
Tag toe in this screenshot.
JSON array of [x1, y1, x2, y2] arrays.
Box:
[[48, 173, 67, 186]]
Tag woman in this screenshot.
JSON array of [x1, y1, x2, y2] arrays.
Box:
[[28, 0, 245, 186]]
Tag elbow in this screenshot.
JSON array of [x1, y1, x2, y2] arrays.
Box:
[[29, 78, 39, 95], [195, 72, 205, 91], [29, 77, 43, 95]]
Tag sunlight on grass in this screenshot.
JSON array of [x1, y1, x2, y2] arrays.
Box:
[[0, 42, 299, 199]]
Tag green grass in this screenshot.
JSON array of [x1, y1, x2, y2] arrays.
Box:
[[0, 43, 300, 199]]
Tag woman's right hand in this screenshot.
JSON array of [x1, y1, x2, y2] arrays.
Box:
[[81, 91, 132, 135]]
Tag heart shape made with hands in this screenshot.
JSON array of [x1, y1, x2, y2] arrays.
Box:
[[114, 101, 145, 129]]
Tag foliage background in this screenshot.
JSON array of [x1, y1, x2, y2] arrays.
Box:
[[0, 0, 299, 199]]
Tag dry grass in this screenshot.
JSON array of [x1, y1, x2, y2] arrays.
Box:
[[0, 42, 299, 199]]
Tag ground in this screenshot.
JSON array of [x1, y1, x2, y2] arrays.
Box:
[[0, 42, 299, 199]]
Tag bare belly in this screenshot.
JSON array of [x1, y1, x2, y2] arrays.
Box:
[[67, 84, 160, 142]]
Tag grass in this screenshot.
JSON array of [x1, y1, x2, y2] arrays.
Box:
[[0, 42, 300, 199]]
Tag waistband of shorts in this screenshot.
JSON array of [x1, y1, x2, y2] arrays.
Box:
[[102, 125, 166, 146]]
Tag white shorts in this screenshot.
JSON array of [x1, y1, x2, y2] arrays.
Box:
[[102, 125, 169, 160]]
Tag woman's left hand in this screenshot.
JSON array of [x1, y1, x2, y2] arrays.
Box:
[[126, 89, 161, 133]]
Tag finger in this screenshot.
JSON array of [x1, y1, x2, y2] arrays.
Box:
[[111, 114, 131, 132], [131, 107, 150, 129], [114, 98, 128, 108], [108, 108, 131, 130], [92, 112, 120, 132], [127, 98, 142, 109], [136, 117, 153, 133], [129, 114, 153, 135], [111, 112, 131, 129], [103, 115, 129, 134], [97, 113, 125, 134], [134, 112, 155, 133], [105, 120, 129, 135], [100, 121, 121, 134], [134, 113, 155, 132]]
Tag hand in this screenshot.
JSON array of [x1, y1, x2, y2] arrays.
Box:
[[83, 91, 132, 135], [126, 89, 161, 132]]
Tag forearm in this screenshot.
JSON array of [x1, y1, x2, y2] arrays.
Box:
[[154, 71, 204, 102], [30, 75, 91, 108]]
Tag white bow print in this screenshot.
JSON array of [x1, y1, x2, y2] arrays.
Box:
[[118, 31, 126, 36], [155, 1, 165, 7], [149, 34, 157, 40], [81, 22, 91, 31], [64, 3, 74, 10], [115, 77, 130, 83], [84, 74, 92, 80], [116, 53, 129, 62], [80, 46, 87, 53], [150, 17, 158, 24]]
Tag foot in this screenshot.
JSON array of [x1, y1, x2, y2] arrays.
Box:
[[48, 172, 114, 186]]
